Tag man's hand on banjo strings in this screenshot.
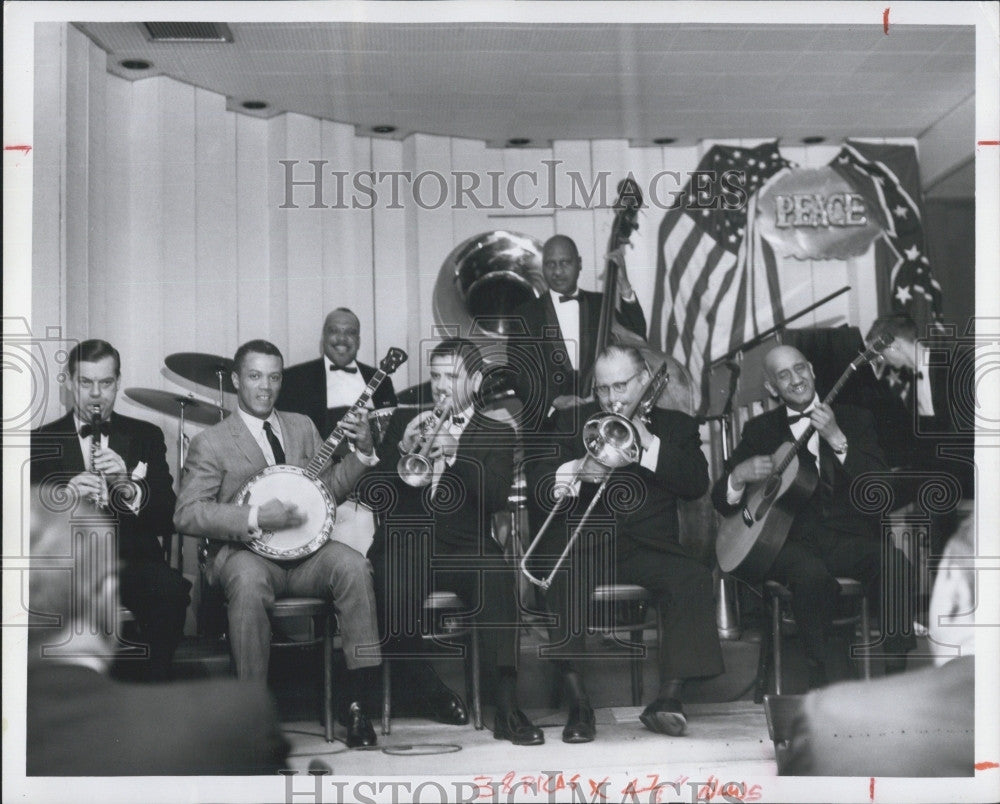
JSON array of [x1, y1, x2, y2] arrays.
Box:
[[257, 498, 306, 531]]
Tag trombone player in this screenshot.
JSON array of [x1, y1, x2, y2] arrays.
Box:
[[524, 344, 723, 741], [361, 338, 544, 745]]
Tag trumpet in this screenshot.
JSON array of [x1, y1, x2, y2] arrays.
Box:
[[520, 362, 670, 590], [397, 401, 455, 487]]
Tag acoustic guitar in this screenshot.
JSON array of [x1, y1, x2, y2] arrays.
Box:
[[715, 334, 891, 580]]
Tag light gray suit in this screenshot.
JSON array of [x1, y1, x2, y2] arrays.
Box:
[[174, 410, 380, 678]]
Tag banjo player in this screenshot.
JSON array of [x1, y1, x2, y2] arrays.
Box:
[[174, 339, 383, 748]]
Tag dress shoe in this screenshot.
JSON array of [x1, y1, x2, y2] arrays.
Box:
[[493, 707, 545, 746], [425, 689, 470, 726], [562, 701, 596, 743], [345, 701, 377, 748], [639, 697, 687, 736]]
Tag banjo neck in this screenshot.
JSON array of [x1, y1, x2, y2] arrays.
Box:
[[303, 367, 391, 478]]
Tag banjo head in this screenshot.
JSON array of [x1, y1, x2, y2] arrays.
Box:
[[235, 465, 335, 560]]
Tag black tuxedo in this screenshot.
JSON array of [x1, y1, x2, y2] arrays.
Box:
[[279, 357, 397, 439], [525, 404, 724, 682], [31, 411, 191, 679], [27, 662, 288, 775], [873, 346, 975, 502], [512, 290, 646, 421], [358, 407, 520, 671], [711, 403, 916, 664]]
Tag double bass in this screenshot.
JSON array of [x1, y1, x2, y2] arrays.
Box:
[[585, 177, 695, 415]]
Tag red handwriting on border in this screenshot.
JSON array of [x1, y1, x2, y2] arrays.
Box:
[[975, 761, 999, 770], [4, 145, 32, 154], [869, 776, 876, 801], [883, 8, 890, 35], [977, 141, 1000, 146], [696, 776, 763, 802]]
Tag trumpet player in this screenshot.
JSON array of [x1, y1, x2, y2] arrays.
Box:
[[361, 337, 544, 745], [30, 339, 190, 681], [524, 344, 723, 741]]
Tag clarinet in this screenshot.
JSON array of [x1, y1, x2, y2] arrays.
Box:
[[89, 408, 108, 508]]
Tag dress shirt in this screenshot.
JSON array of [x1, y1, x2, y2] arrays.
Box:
[[430, 404, 474, 493], [238, 408, 285, 533], [324, 356, 367, 408], [914, 342, 936, 417], [725, 396, 845, 505], [549, 289, 580, 371], [238, 408, 285, 466]]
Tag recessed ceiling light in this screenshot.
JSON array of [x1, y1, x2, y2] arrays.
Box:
[[119, 59, 152, 71], [242, 100, 268, 111], [801, 136, 826, 144], [507, 138, 531, 147], [653, 137, 677, 145], [372, 125, 397, 134]]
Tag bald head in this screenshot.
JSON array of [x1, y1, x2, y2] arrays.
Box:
[[542, 235, 583, 295], [763, 345, 816, 410]]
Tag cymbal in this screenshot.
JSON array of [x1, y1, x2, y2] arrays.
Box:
[[165, 352, 236, 393], [124, 388, 226, 426]]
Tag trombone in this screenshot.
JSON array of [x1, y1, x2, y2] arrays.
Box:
[[397, 401, 455, 487], [520, 362, 669, 590]]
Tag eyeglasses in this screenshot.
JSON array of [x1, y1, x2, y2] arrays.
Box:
[[593, 371, 643, 398]]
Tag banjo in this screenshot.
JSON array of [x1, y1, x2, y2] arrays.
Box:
[[237, 347, 407, 560]]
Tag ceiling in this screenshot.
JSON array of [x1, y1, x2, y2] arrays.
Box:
[[76, 21, 975, 147]]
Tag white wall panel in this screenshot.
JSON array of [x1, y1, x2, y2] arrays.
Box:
[[370, 137, 411, 387], [37, 24, 913, 426], [235, 114, 270, 353], [194, 88, 239, 360]]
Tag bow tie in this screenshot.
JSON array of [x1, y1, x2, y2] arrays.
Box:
[[79, 421, 109, 439], [329, 364, 358, 374], [786, 410, 814, 425], [558, 294, 579, 303]]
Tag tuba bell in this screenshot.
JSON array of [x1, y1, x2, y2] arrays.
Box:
[[433, 231, 545, 338]]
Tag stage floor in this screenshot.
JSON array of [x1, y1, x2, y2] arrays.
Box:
[[282, 700, 777, 782]]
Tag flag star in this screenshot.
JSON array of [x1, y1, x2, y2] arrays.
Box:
[[733, 150, 742, 159], [728, 233, 738, 243], [895, 285, 913, 304], [748, 158, 756, 166], [904, 245, 921, 260], [886, 368, 901, 388]]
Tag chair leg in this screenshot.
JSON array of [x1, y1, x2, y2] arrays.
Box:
[[322, 614, 335, 743], [629, 628, 644, 706], [771, 595, 783, 695], [381, 661, 391, 736], [860, 596, 872, 681], [753, 612, 772, 705], [469, 630, 483, 730]]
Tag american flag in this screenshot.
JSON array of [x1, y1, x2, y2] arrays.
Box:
[[648, 141, 792, 411]]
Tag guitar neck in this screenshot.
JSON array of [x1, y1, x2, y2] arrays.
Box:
[[305, 369, 387, 477]]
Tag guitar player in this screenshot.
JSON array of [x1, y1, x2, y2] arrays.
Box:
[[710, 345, 917, 687]]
